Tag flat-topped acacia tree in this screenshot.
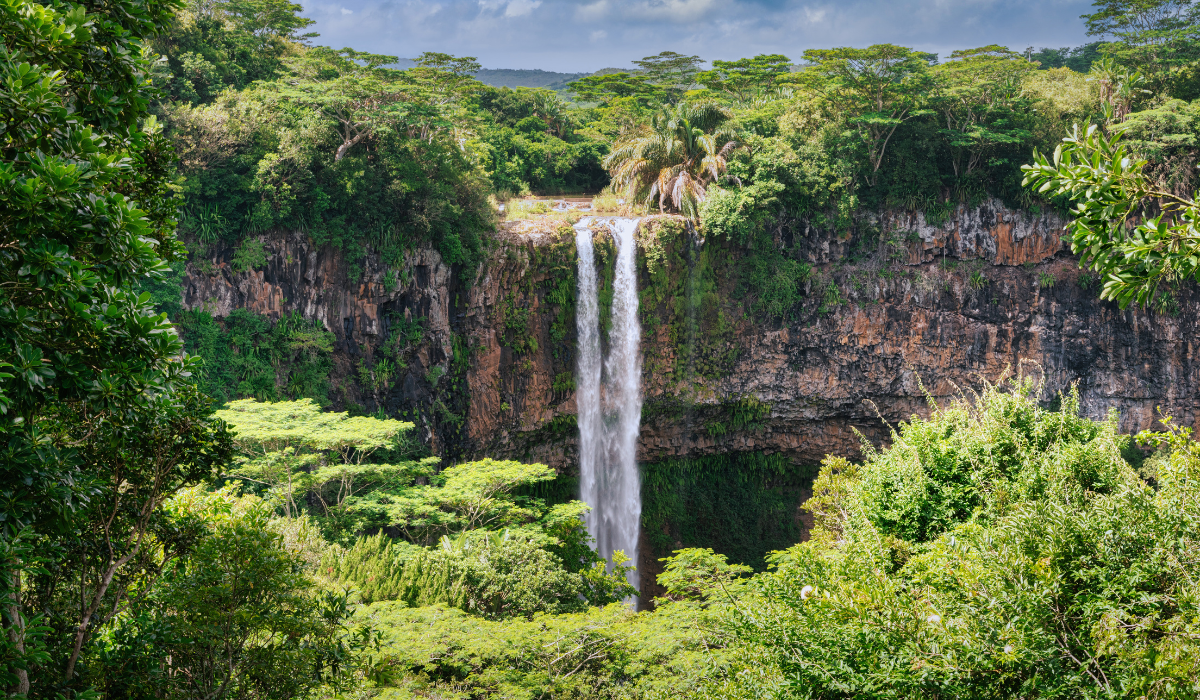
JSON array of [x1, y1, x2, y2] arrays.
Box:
[[214, 399, 571, 546], [215, 398, 431, 520], [931, 46, 1038, 178], [217, 397, 410, 462], [798, 44, 936, 186], [696, 54, 794, 105]]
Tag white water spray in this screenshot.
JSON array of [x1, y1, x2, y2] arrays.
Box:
[[575, 217, 642, 595]]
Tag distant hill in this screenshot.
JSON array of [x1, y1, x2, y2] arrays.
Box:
[[375, 64, 603, 92], [473, 69, 590, 90], [477, 67, 604, 90]]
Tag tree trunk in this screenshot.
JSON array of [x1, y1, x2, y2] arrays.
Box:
[[335, 131, 368, 161], [5, 567, 28, 696], [63, 546, 139, 682]]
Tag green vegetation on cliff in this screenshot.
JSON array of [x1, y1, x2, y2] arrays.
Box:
[[727, 379, 1200, 698]]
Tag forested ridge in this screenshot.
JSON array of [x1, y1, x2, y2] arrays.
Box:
[[5, 0, 1200, 696]]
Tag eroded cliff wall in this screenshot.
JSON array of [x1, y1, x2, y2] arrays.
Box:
[[181, 199, 1200, 470]]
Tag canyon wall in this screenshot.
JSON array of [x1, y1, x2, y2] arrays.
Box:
[[181, 198, 1200, 468]]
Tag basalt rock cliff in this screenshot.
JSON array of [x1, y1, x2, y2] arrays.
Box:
[[182, 198, 1200, 469], [182, 199, 1200, 602]]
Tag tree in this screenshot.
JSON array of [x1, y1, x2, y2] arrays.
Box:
[[216, 398, 410, 461], [931, 46, 1037, 177], [0, 0, 212, 692], [38, 385, 233, 684], [1091, 56, 1153, 121], [103, 485, 369, 699], [1022, 123, 1200, 309], [275, 49, 486, 161], [604, 101, 740, 220], [153, 0, 315, 104], [162, 43, 496, 271], [224, 0, 313, 46], [696, 54, 793, 105], [279, 47, 423, 161], [361, 458, 558, 545], [524, 88, 571, 138], [409, 51, 483, 104], [566, 72, 666, 107], [323, 468, 639, 616], [1083, 0, 1200, 69], [1026, 42, 1104, 72], [214, 398, 425, 521], [633, 50, 704, 98], [800, 44, 935, 185]]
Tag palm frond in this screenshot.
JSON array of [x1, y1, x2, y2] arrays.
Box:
[[716, 140, 739, 159], [699, 155, 726, 183], [602, 100, 743, 220]]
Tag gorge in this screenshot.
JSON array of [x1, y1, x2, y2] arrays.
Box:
[[177, 198, 1200, 598], [19, 0, 1200, 687]]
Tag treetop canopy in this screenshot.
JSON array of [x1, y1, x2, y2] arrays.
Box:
[[216, 398, 412, 459]]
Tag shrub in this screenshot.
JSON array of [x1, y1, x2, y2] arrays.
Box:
[[505, 199, 552, 220], [819, 279, 842, 312], [730, 374, 1200, 697], [323, 529, 634, 617], [591, 191, 620, 212], [743, 249, 812, 321], [232, 237, 268, 273], [361, 597, 731, 698]]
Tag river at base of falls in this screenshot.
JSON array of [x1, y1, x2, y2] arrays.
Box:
[[574, 217, 642, 597]]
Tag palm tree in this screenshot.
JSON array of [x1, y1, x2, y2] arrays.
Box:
[[603, 101, 740, 220]]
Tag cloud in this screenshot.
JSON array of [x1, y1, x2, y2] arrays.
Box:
[[477, 0, 542, 16], [576, 0, 610, 22], [505, 0, 541, 16], [303, 0, 1097, 72], [628, 0, 719, 22], [576, 0, 718, 24]]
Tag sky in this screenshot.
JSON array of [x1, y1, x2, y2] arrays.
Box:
[[299, 0, 1099, 73]]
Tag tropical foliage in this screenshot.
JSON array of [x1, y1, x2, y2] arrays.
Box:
[[1023, 124, 1200, 309], [9, 0, 1200, 695], [0, 0, 227, 692], [696, 54, 795, 105], [605, 101, 740, 219], [723, 377, 1200, 698]]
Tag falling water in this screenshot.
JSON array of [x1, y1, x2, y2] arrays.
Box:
[[575, 220, 604, 567], [575, 217, 642, 596]]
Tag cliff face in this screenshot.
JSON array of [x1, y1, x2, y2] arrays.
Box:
[[182, 198, 1200, 469]]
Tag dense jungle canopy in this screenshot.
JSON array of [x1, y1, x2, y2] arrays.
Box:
[[4, 0, 1200, 696]]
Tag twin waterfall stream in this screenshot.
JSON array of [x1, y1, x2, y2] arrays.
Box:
[[574, 217, 643, 598]]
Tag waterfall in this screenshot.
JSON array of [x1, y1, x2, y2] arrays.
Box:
[[575, 219, 604, 567], [575, 217, 642, 596]]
